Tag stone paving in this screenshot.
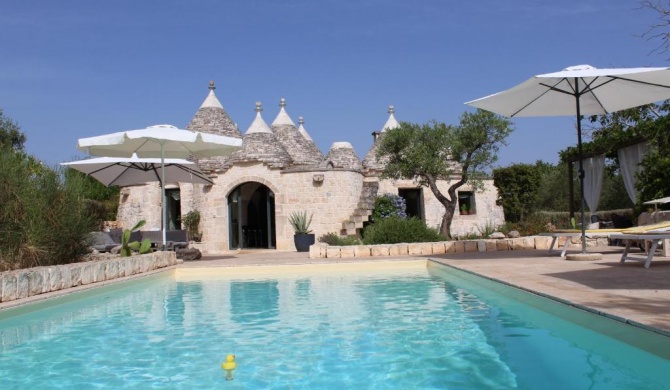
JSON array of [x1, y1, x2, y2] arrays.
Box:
[[181, 246, 670, 335]]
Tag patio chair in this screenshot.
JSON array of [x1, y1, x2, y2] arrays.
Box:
[[590, 214, 614, 229], [611, 214, 634, 229], [87, 231, 119, 253], [166, 230, 189, 251]]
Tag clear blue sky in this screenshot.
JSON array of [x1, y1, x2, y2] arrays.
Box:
[[0, 0, 664, 168]]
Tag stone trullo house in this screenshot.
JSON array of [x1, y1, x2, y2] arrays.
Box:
[[116, 82, 505, 252]]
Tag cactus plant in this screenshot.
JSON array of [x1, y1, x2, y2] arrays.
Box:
[[120, 220, 152, 257]]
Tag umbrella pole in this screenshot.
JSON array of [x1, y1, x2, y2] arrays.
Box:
[[575, 78, 587, 254], [161, 143, 167, 249]]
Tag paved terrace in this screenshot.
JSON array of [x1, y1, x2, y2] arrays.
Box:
[[182, 246, 670, 335]]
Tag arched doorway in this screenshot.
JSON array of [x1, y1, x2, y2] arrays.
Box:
[[228, 182, 276, 249], [165, 187, 182, 230]]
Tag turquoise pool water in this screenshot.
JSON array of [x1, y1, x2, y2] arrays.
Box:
[[0, 261, 668, 389]]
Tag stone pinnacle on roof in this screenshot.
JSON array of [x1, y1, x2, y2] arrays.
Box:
[[324, 142, 362, 171], [271, 97, 322, 166], [298, 116, 313, 141], [228, 101, 292, 169], [186, 81, 242, 138], [271, 97, 296, 127], [297, 116, 325, 160], [380, 105, 400, 132], [362, 104, 398, 173], [246, 102, 274, 134]]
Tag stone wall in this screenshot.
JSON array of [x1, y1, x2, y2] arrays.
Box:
[[159, 162, 364, 252], [377, 178, 505, 237], [308, 235, 555, 259], [0, 252, 176, 304], [116, 163, 503, 253]]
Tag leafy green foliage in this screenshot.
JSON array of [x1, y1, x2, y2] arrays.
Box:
[[376, 109, 513, 238], [533, 162, 576, 212], [62, 166, 120, 221], [0, 109, 26, 151], [635, 150, 670, 211], [289, 211, 313, 234], [318, 232, 362, 246], [493, 163, 542, 222], [372, 193, 407, 221], [555, 102, 670, 214], [362, 217, 444, 245], [0, 148, 98, 270], [499, 209, 633, 237], [120, 220, 151, 257], [182, 210, 201, 240]]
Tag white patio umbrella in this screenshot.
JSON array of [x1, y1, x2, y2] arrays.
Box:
[[77, 124, 243, 247], [60, 154, 213, 187], [466, 64, 670, 253]]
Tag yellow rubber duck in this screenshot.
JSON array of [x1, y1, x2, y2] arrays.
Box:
[[221, 354, 237, 381]]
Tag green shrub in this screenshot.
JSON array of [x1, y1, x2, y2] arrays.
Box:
[[0, 149, 98, 270], [499, 209, 635, 236], [371, 193, 407, 221], [182, 210, 201, 240], [318, 232, 362, 246], [362, 216, 444, 245]]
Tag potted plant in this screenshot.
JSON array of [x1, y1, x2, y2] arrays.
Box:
[[460, 204, 469, 215], [182, 210, 202, 242], [289, 211, 315, 252]]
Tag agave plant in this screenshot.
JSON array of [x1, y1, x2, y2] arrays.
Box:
[[120, 220, 152, 257], [288, 211, 313, 234]]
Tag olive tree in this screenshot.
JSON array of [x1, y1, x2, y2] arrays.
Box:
[[376, 109, 514, 238], [0, 109, 26, 151]]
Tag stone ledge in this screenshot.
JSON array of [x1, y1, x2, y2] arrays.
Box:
[[0, 252, 176, 303], [308, 236, 554, 259]]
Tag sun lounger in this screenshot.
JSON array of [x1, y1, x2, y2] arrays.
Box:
[[540, 229, 622, 257], [540, 222, 670, 258], [607, 232, 670, 268]]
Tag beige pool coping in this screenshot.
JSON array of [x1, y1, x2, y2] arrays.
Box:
[[180, 246, 670, 336], [3, 246, 669, 338]]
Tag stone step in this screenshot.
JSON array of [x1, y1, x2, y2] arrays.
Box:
[[357, 202, 375, 210], [352, 209, 371, 217]]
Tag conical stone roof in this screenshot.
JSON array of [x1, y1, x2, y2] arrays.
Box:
[[297, 116, 324, 161], [271, 98, 321, 166], [362, 105, 399, 173], [324, 142, 362, 171], [187, 81, 241, 173], [186, 81, 242, 138], [229, 102, 292, 169]]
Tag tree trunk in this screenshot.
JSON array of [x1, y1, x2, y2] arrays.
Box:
[[439, 200, 457, 238], [426, 175, 461, 239]]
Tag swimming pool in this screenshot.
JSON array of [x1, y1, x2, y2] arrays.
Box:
[[0, 260, 668, 389]]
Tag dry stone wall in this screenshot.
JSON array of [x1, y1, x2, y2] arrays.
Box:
[[0, 252, 176, 304], [309, 236, 554, 259]]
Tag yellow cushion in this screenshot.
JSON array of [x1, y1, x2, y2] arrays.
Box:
[[622, 222, 670, 234], [552, 228, 622, 233]]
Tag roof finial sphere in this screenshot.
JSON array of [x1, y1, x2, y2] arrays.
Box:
[[388, 105, 394, 114], [280, 97, 286, 108], [209, 81, 216, 90], [255, 101, 262, 112], [298, 116, 304, 125]]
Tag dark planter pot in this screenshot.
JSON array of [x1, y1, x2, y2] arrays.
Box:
[[294, 233, 315, 252]]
